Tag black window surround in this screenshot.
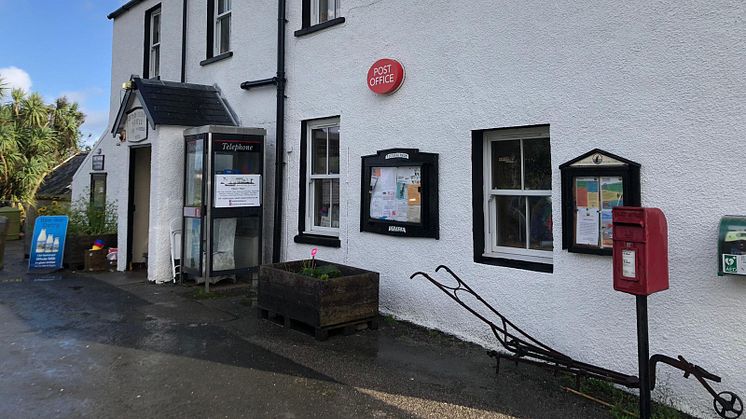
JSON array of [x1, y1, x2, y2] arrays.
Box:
[[360, 148, 439, 239], [90, 173, 107, 208], [203, 0, 233, 65], [143, 3, 161, 79], [294, 117, 342, 248], [471, 127, 553, 274], [295, 1, 345, 37]]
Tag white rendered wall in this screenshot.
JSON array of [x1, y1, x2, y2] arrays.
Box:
[[282, 1, 746, 417], [79, 1, 746, 415]]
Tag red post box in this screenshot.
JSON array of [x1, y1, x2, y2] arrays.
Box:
[[612, 207, 669, 296]]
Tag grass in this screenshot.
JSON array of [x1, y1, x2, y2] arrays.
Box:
[[381, 314, 398, 326], [191, 288, 231, 300], [575, 377, 686, 419]]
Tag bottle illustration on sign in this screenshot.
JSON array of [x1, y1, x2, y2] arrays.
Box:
[[45, 234, 55, 253], [53, 237, 60, 253], [36, 229, 47, 253]]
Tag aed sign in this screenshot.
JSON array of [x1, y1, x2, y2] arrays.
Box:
[[367, 58, 405, 95]]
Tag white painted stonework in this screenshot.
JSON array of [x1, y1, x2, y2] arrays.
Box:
[[71, 1, 746, 416]]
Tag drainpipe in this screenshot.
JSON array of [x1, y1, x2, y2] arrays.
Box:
[[181, 0, 187, 82], [241, 0, 286, 263]]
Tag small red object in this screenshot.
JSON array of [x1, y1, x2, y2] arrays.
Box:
[[367, 58, 405, 95], [612, 207, 669, 296]]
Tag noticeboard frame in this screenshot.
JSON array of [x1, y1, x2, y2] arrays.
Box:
[[559, 149, 640, 256], [360, 148, 439, 239]]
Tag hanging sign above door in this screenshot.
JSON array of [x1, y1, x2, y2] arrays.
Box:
[[367, 58, 405, 95], [125, 108, 148, 143]]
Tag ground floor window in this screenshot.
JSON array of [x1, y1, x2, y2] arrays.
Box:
[[472, 125, 553, 272], [294, 116, 341, 248], [90, 173, 107, 208]]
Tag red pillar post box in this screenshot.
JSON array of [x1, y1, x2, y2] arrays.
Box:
[[612, 207, 669, 296]]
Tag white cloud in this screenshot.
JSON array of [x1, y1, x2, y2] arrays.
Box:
[[59, 87, 105, 104], [0, 66, 32, 92]]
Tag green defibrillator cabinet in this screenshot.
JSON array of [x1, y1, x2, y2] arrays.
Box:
[[718, 216, 746, 276]]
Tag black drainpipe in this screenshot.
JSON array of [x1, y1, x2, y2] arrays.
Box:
[[240, 0, 286, 263], [181, 0, 188, 82]]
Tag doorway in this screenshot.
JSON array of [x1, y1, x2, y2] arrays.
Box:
[[127, 146, 151, 270]]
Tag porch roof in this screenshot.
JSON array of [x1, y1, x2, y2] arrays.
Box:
[[111, 77, 238, 135]]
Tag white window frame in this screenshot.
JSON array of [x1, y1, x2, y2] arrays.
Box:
[[149, 8, 161, 78], [483, 126, 553, 264], [311, 0, 340, 26], [215, 0, 231, 55], [305, 118, 341, 237]]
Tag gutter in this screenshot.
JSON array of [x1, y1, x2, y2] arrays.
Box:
[[240, 0, 287, 263], [107, 0, 147, 20]]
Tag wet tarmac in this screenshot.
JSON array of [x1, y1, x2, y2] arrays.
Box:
[[0, 241, 611, 418]]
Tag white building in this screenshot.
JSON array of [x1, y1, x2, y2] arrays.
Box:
[[72, 1, 746, 417]]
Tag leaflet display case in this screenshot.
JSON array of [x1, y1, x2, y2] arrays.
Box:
[[559, 149, 640, 256], [360, 148, 439, 239]]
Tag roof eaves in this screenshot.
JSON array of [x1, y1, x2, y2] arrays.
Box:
[[107, 0, 147, 20]]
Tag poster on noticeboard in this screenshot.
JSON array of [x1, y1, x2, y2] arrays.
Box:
[[574, 176, 623, 248]]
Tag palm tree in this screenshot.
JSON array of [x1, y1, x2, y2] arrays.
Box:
[[0, 86, 84, 207]]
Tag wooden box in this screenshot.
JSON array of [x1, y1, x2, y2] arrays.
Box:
[[84, 249, 108, 272], [258, 260, 379, 336]]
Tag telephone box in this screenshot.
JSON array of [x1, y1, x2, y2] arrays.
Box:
[[181, 126, 265, 283], [612, 207, 669, 296]]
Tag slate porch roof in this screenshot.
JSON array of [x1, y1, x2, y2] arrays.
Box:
[[111, 77, 238, 135]]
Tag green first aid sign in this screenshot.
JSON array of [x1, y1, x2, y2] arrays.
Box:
[[722, 254, 746, 275]]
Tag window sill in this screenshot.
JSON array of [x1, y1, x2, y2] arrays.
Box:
[[200, 51, 233, 66], [294, 17, 345, 37], [474, 254, 553, 273], [294, 233, 341, 248]]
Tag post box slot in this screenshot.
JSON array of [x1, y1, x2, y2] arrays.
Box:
[[613, 224, 645, 242]]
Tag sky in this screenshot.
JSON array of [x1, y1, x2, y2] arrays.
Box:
[[0, 0, 125, 146]]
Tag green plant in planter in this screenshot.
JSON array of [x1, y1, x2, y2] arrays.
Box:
[[298, 247, 341, 280], [299, 263, 342, 281], [66, 196, 117, 235]]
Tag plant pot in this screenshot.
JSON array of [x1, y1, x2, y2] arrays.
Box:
[[258, 259, 379, 339], [64, 234, 117, 270]]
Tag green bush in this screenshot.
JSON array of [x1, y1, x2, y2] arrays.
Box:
[[66, 197, 117, 236]]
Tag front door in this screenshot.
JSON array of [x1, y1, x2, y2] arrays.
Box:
[[127, 146, 152, 270]]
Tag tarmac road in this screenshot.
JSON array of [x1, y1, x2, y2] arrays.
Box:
[[0, 241, 609, 418]]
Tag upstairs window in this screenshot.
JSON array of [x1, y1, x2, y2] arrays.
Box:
[[296, 0, 344, 37], [312, 0, 340, 25], [144, 5, 162, 79], [215, 0, 231, 55], [203, 0, 233, 64]]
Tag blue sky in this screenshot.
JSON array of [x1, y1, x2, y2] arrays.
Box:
[[0, 0, 124, 145]]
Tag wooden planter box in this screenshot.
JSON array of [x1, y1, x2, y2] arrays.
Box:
[[258, 260, 380, 340], [64, 234, 117, 270]]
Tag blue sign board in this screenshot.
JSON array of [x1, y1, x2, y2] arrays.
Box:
[[28, 216, 69, 273]]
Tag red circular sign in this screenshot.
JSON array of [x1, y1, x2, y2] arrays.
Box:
[[367, 58, 405, 95]]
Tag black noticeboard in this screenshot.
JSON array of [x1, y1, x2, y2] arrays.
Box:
[[559, 149, 640, 256], [360, 148, 439, 239], [92, 155, 105, 171]]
